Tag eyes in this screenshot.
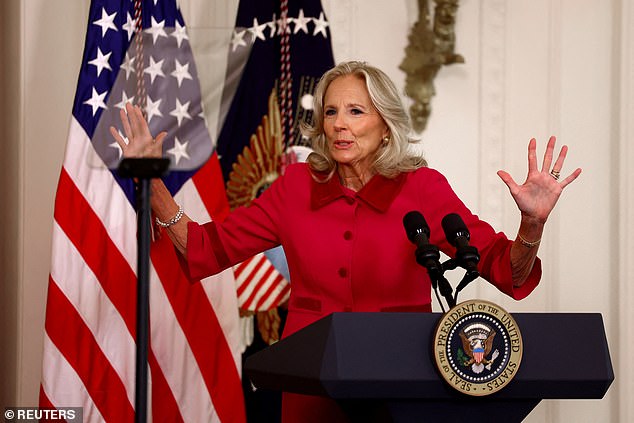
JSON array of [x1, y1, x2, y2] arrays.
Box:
[[324, 107, 365, 117]]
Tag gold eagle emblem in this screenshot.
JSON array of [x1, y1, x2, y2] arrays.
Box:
[[226, 88, 283, 209], [459, 323, 499, 374]]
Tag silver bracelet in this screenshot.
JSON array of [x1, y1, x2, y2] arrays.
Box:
[[155, 205, 184, 228]]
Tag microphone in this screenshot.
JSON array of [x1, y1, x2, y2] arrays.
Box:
[[441, 213, 480, 273], [403, 211, 455, 309], [403, 210, 430, 246], [403, 211, 441, 274]]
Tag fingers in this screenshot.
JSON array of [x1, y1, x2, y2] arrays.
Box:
[[540, 135, 556, 172], [119, 106, 133, 140], [527, 138, 538, 173], [550, 144, 568, 174], [111, 102, 167, 159], [132, 103, 150, 138], [497, 170, 518, 192], [155, 131, 168, 147], [125, 103, 143, 139], [559, 167, 582, 189], [109, 126, 127, 150], [119, 102, 151, 140], [535, 136, 581, 190]]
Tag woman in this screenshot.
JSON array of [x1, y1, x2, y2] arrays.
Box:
[[111, 61, 581, 422]]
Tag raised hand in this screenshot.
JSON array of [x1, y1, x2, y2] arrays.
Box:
[[109, 102, 166, 159], [497, 136, 582, 224]]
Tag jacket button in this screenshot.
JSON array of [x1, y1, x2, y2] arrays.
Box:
[[345, 197, 355, 205], [338, 267, 348, 277], [343, 230, 353, 240]]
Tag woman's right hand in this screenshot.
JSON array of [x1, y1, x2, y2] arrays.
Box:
[[109, 102, 167, 158]]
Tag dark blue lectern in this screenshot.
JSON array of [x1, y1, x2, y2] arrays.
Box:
[[244, 312, 613, 422]]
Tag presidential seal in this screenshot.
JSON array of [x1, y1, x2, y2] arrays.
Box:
[[433, 299, 523, 396]]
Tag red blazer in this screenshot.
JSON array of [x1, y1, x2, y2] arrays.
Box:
[[184, 163, 540, 334], [181, 163, 541, 422]]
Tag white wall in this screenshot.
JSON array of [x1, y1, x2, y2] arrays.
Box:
[[2, 0, 632, 421]]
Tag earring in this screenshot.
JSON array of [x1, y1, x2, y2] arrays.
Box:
[[382, 136, 390, 146]]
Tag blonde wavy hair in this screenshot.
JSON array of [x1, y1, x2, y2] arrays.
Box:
[[302, 61, 427, 180]]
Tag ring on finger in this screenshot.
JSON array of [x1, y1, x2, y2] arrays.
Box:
[[550, 169, 561, 180]]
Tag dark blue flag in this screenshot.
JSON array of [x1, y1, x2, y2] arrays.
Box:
[[217, 0, 334, 314]]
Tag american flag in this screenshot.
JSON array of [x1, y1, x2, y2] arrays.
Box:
[[217, 0, 334, 314], [40, 0, 245, 422]]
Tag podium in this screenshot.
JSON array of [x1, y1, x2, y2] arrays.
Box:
[[244, 312, 613, 422]]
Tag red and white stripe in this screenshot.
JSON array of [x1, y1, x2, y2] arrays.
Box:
[[234, 254, 290, 312], [40, 118, 246, 422]]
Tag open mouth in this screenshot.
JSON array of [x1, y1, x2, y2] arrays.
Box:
[[334, 140, 353, 148]]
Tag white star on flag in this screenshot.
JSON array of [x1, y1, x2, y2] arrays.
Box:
[[146, 16, 168, 44], [144, 56, 165, 84], [313, 12, 329, 37], [249, 18, 267, 41], [231, 29, 247, 51], [172, 21, 189, 47], [93, 7, 118, 37], [115, 91, 135, 110], [119, 51, 135, 79], [88, 47, 112, 77], [122, 12, 135, 41], [171, 59, 192, 87], [145, 95, 163, 123], [293, 9, 311, 34], [83, 87, 108, 116], [225, 10, 331, 52], [167, 137, 191, 165], [268, 15, 277, 37], [170, 98, 192, 126]]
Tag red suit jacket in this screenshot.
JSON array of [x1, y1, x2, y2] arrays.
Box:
[[180, 163, 541, 422]]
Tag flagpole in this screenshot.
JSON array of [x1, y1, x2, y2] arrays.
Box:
[[118, 158, 170, 423]]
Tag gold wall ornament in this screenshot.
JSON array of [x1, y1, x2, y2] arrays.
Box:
[[226, 88, 284, 209], [400, 0, 464, 133]]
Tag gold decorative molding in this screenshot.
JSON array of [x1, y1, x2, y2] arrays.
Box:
[[400, 0, 463, 133]]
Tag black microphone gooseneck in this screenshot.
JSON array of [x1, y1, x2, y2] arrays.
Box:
[[441, 213, 481, 304], [403, 211, 455, 311]]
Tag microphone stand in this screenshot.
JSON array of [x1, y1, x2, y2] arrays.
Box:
[[433, 268, 456, 311], [410, 236, 481, 312], [449, 244, 480, 305], [118, 158, 171, 423], [414, 245, 455, 312], [452, 269, 480, 305]]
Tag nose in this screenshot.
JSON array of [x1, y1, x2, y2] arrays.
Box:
[[333, 112, 346, 131]]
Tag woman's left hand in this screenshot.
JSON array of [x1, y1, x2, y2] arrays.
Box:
[[497, 136, 582, 224]]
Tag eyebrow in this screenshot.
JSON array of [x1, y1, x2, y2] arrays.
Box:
[[324, 102, 369, 109]]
